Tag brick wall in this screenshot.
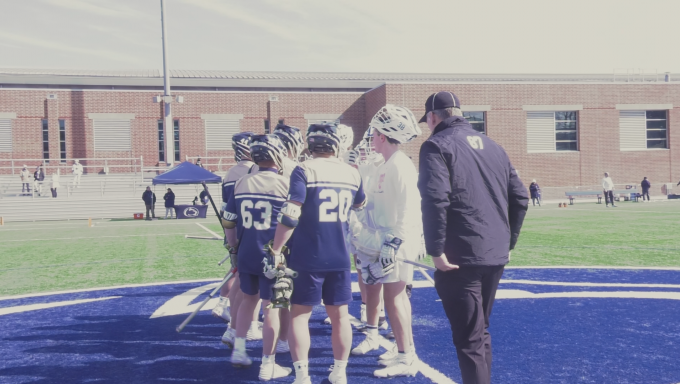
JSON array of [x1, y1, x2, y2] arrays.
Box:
[[1, 83, 679, 192]]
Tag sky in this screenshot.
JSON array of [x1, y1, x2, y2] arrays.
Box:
[[0, 0, 678, 74]]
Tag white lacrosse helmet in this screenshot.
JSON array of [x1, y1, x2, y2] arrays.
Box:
[[369, 104, 421, 144], [336, 124, 354, 151]]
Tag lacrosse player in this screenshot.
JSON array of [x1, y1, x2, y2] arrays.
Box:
[[222, 134, 293, 379], [273, 123, 304, 176], [269, 124, 366, 384], [216, 132, 263, 346], [352, 105, 424, 378]]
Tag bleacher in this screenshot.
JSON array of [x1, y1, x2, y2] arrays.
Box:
[[0, 172, 224, 222]]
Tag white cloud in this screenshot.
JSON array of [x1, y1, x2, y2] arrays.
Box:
[[0, 31, 144, 64], [41, 0, 149, 19]]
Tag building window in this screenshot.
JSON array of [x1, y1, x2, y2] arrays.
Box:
[[93, 119, 132, 151], [158, 120, 165, 162], [203, 117, 240, 152], [42, 119, 49, 161], [463, 112, 486, 134], [555, 111, 578, 151], [0, 119, 11, 153], [645, 111, 667, 149], [59, 120, 66, 162], [526, 111, 579, 153], [264, 119, 270, 134], [619, 110, 668, 151], [174, 119, 180, 162]]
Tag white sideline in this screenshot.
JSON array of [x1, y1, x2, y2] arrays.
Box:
[[0, 296, 121, 316], [505, 266, 680, 271], [196, 222, 222, 238], [501, 279, 680, 288], [0, 232, 204, 243], [0, 278, 222, 301], [348, 315, 457, 384]]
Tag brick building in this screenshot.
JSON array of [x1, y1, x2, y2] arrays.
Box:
[[1, 69, 678, 194]]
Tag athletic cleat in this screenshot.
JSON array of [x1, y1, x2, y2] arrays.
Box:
[[247, 321, 263, 341], [231, 349, 252, 368], [386, 330, 395, 339], [275, 339, 290, 354], [374, 352, 419, 378], [378, 317, 389, 330], [323, 316, 332, 325], [378, 343, 397, 361], [221, 328, 235, 348], [212, 297, 231, 323], [328, 366, 347, 384], [258, 362, 292, 381], [292, 377, 312, 384], [351, 334, 381, 355]]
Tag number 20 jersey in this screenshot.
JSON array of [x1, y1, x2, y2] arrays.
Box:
[[287, 157, 366, 272], [224, 168, 289, 275]]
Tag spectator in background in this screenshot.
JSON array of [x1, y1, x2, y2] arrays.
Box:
[[199, 189, 209, 205], [50, 170, 60, 198], [192, 196, 199, 205], [602, 172, 617, 207], [20, 165, 31, 194], [641, 177, 651, 202], [72, 159, 83, 187], [33, 165, 45, 196], [164, 188, 176, 219], [142, 186, 156, 220], [529, 179, 541, 206], [195, 157, 204, 168]]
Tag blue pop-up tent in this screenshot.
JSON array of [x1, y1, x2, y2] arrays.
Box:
[[152, 162, 222, 185]]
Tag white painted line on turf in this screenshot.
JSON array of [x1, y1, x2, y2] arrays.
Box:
[[496, 289, 680, 300], [0, 233, 204, 243], [196, 222, 222, 239], [0, 221, 215, 231], [543, 208, 680, 214], [505, 266, 680, 271], [501, 279, 680, 289], [347, 315, 457, 384], [0, 278, 222, 301], [0, 296, 121, 316]]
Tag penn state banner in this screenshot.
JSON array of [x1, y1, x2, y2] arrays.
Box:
[[174, 205, 208, 219]]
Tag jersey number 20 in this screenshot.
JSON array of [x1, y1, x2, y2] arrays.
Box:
[[241, 200, 272, 230], [319, 189, 352, 223]]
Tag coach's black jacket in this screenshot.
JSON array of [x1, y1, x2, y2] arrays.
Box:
[[418, 116, 529, 266]]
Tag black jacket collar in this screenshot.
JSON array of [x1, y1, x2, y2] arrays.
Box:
[[433, 116, 467, 135]]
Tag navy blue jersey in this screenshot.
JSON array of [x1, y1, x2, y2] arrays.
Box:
[[225, 168, 288, 275], [221, 161, 257, 204], [287, 157, 366, 272]]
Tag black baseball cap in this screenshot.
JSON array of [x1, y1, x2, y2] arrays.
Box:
[[419, 92, 461, 123]]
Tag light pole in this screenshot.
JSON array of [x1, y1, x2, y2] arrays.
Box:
[[160, 0, 174, 167]]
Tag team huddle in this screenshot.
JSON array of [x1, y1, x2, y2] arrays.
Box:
[[211, 104, 425, 383]]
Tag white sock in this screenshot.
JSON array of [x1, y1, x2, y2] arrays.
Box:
[[251, 320, 259, 328], [332, 359, 347, 374], [234, 337, 246, 352], [367, 325, 379, 338], [294, 360, 309, 379], [262, 354, 275, 364]]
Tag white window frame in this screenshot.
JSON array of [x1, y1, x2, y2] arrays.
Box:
[[0, 112, 16, 153], [201, 114, 244, 153]]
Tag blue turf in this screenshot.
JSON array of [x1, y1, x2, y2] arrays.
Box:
[[0, 269, 679, 383]]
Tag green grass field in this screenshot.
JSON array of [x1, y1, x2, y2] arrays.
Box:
[[1, 200, 679, 297]]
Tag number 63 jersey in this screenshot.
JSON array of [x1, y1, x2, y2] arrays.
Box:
[[288, 157, 366, 272], [224, 168, 289, 275]]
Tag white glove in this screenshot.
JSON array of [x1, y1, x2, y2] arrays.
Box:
[[347, 149, 359, 165], [361, 261, 385, 285], [379, 234, 402, 275]]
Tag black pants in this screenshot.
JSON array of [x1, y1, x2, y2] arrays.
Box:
[[642, 191, 650, 201], [604, 190, 615, 205], [50, 188, 57, 198], [434, 265, 505, 384]]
